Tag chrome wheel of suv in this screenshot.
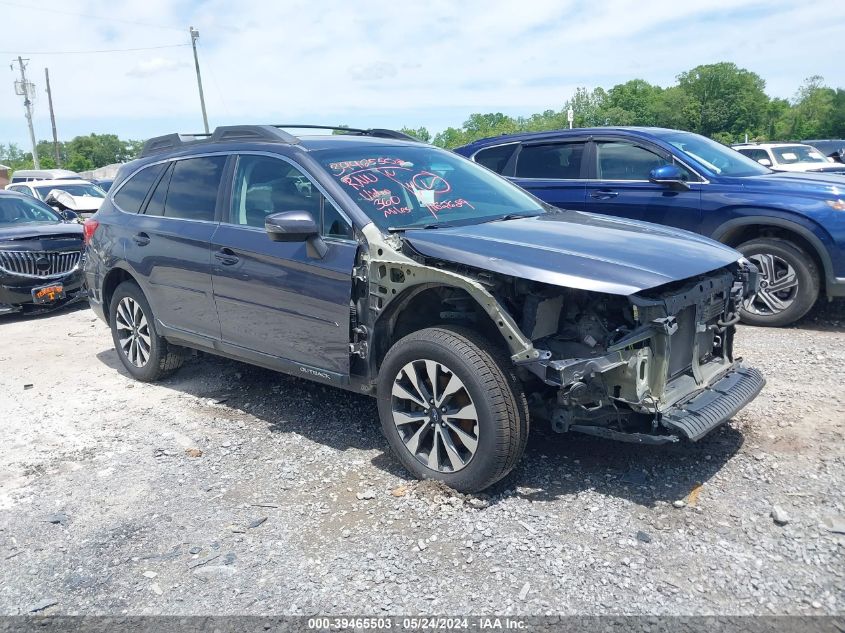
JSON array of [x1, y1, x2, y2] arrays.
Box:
[[115, 296, 151, 367], [737, 237, 820, 327], [743, 253, 798, 316], [391, 359, 479, 473]]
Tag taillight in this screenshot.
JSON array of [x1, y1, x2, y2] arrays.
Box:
[[83, 219, 100, 244]]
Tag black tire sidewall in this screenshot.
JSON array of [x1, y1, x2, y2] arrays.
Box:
[[109, 281, 165, 381], [377, 330, 516, 492], [737, 238, 819, 327]]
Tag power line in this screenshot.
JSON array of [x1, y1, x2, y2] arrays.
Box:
[[0, 0, 184, 31], [0, 44, 190, 55]]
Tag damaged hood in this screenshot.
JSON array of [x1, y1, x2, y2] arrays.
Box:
[[402, 212, 741, 296], [46, 190, 103, 213]]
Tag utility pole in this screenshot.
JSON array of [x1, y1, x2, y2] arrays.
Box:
[[189, 26, 210, 134], [44, 68, 61, 167], [12, 56, 40, 168]]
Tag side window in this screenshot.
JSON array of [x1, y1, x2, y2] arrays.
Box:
[[143, 163, 173, 216], [160, 156, 226, 222], [595, 141, 691, 181], [231, 155, 352, 238], [113, 163, 166, 213], [474, 144, 518, 174], [515, 143, 585, 179]]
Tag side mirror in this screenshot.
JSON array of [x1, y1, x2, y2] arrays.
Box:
[[757, 158, 772, 167], [649, 164, 689, 189], [265, 210, 327, 258]]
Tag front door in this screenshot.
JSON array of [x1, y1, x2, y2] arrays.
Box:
[[585, 139, 702, 233], [211, 154, 357, 374]]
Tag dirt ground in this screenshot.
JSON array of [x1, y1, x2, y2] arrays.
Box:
[[0, 301, 843, 616]]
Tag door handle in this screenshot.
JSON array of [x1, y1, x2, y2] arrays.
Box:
[[214, 248, 239, 266], [590, 189, 619, 200], [133, 232, 150, 246]]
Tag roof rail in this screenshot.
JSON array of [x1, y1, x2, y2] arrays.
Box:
[[139, 125, 301, 158], [138, 123, 420, 159], [272, 124, 422, 142]]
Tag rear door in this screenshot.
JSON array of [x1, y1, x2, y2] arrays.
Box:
[[585, 138, 703, 232], [211, 153, 357, 375], [509, 140, 589, 210], [122, 154, 227, 343]]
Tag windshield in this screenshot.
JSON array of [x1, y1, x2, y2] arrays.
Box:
[[34, 183, 106, 200], [772, 145, 829, 164], [0, 195, 61, 225], [655, 131, 771, 177], [316, 146, 545, 230]]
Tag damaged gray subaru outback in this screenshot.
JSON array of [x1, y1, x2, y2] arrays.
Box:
[[84, 125, 765, 493]]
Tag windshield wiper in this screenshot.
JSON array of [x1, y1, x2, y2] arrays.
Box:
[[388, 223, 441, 232], [487, 211, 542, 222]]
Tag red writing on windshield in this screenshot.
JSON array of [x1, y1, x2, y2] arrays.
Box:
[[333, 157, 469, 220]]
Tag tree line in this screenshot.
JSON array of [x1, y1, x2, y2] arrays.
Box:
[[0, 133, 143, 172], [2, 62, 844, 171], [402, 62, 845, 149]]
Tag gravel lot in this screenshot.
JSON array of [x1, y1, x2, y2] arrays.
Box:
[[0, 301, 843, 616]]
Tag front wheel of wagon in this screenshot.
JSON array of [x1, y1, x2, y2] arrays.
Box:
[[376, 326, 529, 493]]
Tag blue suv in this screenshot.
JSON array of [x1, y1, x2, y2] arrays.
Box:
[[456, 128, 845, 326], [83, 125, 764, 492]]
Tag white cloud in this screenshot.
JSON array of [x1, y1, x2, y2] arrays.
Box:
[[126, 57, 187, 77], [1, 0, 844, 145]]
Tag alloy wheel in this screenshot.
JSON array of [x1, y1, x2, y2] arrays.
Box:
[[744, 252, 799, 316], [115, 296, 152, 368], [391, 359, 479, 473]]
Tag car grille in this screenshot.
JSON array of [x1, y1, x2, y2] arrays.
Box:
[[0, 250, 82, 278]]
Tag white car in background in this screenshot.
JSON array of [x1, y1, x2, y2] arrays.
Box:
[[732, 142, 845, 174], [4, 179, 107, 218]]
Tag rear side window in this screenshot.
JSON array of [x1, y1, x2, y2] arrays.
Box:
[[113, 163, 166, 213], [474, 144, 517, 174], [159, 156, 226, 222], [143, 163, 173, 217], [515, 143, 586, 179]]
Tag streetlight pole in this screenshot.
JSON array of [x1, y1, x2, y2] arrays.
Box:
[[189, 26, 210, 134]]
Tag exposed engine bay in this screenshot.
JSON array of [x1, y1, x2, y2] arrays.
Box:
[[357, 222, 764, 444]]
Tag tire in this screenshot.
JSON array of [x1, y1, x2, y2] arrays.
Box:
[[376, 326, 529, 493], [737, 237, 820, 327], [109, 280, 184, 382]]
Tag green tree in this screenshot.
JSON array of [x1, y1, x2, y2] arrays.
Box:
[[604, 79, 664, 126], [650, 86, 698, 131], [0, 143, 32, 170], [399, 126, 432, 142], [676, 62, 769, 139], [831, 89, 845, 138], [563, 87, 607, 127], [787, 76, 836, 139]]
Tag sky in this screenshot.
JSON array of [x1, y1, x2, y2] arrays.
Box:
[[1, 0, 844, 148]]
